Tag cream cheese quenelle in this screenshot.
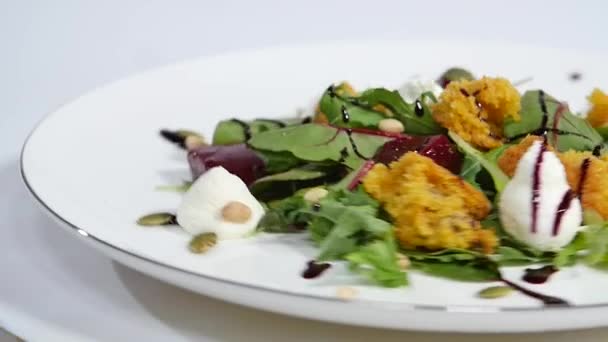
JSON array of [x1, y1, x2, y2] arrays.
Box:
[[177, 166, 265, 240], [499, 140, 583, 252]]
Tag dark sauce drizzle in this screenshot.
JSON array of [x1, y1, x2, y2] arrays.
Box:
[[530, 143, 547, 234], [345, 129, 370, 160], [593, 145, 603, 157], [414, 100, 424, 117], [578, 158, 591, 198], [341, 105, 350, 123], [501, 277, 568, 306], [553, 190, 575, 236], [302, 260, 331, 279], [338, 147, 349, 163], [522, 265, 559, 284], [258, 119, 287, 128], [229, 118, 252, 140]]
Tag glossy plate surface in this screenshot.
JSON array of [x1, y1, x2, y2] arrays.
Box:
[[21, 41, 608, 332]]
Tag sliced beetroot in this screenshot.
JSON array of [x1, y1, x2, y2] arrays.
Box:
[[373, 136, 428, 164], [419, 135, 463, 174], [188, 144, 265, 186], [373, 135, 463, 174]]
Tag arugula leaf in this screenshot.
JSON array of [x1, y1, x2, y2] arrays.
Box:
[[357, 88, 443, 135], [504, 90, 602, 151], [459, 154, 482, 190], [248, 123, 391, 169], [411, 259, 500, 282], [402, 248, 481, 263], [319, 86, 386, 128], [253, 168, 326, 184], [213, 119, 290, 145], [255, 150, 302, 174], [256, 195, 309, 233], [553, 233, 586, 267], [582, 224, 608, 266], [346, 233, 408, 287], [594, 126, 608, 141], [449, 131, 510, 193]]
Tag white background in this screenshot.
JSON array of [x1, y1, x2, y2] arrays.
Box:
[[2, 0, 608, 340]]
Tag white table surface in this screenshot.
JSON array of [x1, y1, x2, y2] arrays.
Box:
[[3, 0, 608, 340]]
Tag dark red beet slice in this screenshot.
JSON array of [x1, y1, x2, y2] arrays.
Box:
[[419, 135, 463, 174], [373, 135, 463, 174], [373, 136, 428, 164], [188, 144, 265, 186]]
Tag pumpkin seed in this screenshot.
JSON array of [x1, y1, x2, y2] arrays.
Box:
[[189, 233, 218, 254], [477, 285, 513, 299], [136, 212, 177, 226]]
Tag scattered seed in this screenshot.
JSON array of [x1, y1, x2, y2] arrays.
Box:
[[136, 212, 177, 226], [378, 118, 405, 134], [336, 286, 358, 301], [221, 201, 252, 223], [477, 285, 513, 299], [396, 253, 411, 270], [303, 187, 329, 203], [189, 233, 218, 254], [184, 135, 207, 150]]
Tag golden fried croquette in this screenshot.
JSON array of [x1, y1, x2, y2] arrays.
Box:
[[559, 151, 608, 219], [432, 77, 521, 150], [498, 135, 548, 177], [363, 152, 497, 253], [586, 89, 608, 128], [498, 137, 608, 219]]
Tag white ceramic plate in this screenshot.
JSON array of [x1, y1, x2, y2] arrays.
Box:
[[21, 41, 608, 332]]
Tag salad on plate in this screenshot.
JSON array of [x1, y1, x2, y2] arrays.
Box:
[[138, 67, 608, 305]]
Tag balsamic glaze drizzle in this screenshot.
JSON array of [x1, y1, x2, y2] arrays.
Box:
[[522, 265, 559, 285], [229, 118, 252, 140], [341, 105, 350, 123], [593, 145, 603, 157], [553, 190, 575, 236], [302, 260, 331, 279], [345, 129, 370, 160], [258, 119, 287, 128], [414, 100, 424, 117], [338, 147, 349, 163], [501, 278, 569, 306], [578, 158, 591, 198], [530, 144, 547, 234]]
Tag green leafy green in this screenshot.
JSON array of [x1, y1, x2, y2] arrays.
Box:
[[357, 88, 443, 135], [459, 154, 483, 190], [346, 233, 408, 287], [319, 86, 386, 128], [255, 150, 302, 174], [256, 195, 309, 233], [553, 233, 586, 267], [402, 248, 481, 263], [449, 131, 510, 193], [504, 90, 602, 151], [581, 224, 608, 266], [248, 123, 391, 169], [411, 259, 500, 282], [213, 119, 289, 145], [594, 126, 608, 141], [299, 190, 390, 260]]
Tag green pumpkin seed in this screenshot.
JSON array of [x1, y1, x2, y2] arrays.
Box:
[[189, 233, 218, 254], [136, 212, 177, 226], [477, 285, 513, 299]]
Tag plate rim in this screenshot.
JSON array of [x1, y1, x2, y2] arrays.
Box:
[[19, 39, 608, 317]]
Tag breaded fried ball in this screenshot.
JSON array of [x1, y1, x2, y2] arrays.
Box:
[[432, 77, 521, 150], [363, 152, 497, 253], [586, 89, 608, 128]]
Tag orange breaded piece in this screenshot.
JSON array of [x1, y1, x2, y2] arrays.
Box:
[[586, 89, 608, 128], [498, 135, 549, 177], [363, 152, 496, 253], [498, 137, 608, 219], [559, 151, 608, 219], [432, 77, 521, 150]]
